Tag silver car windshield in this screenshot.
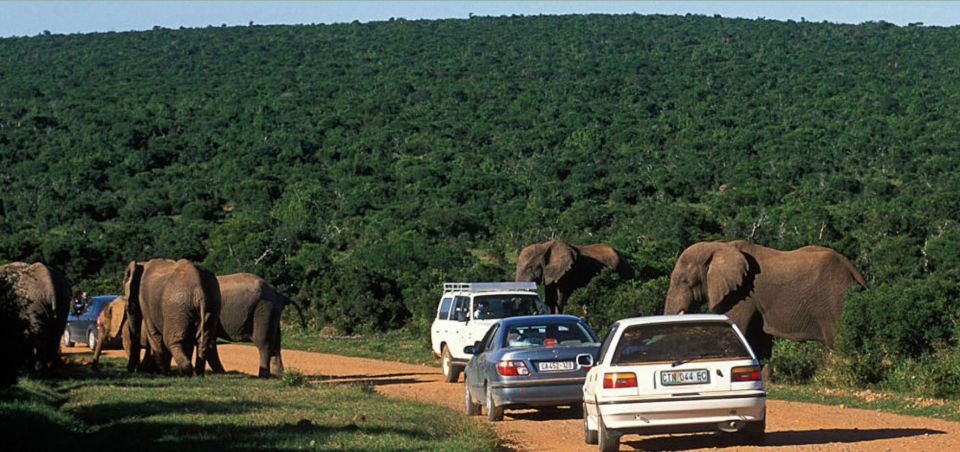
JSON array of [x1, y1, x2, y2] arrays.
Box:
[[612, 322, 751, 365], [503, 322, 596, 348], [472, 294, 542, 320]]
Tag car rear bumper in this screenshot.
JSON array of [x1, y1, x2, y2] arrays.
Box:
[[593, 391, 765, 433], [490, 379, 585, 407]]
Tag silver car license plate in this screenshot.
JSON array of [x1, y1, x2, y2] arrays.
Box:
[[661, 369, 710, 386], [538, 361, 575, 372]]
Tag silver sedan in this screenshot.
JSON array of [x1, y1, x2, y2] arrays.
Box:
[[463, 314, 600, 421]]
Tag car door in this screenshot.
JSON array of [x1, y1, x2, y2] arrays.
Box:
[[449, 296, 470, 360], [468, 322, 500, 397], [431, 296, 454, 354], [477, 323, 501, 400]]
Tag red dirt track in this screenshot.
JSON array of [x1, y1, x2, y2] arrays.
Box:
[[76, 344, 960, 451]]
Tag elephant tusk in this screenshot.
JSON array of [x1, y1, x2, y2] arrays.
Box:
[[678, 310, 686, 315]]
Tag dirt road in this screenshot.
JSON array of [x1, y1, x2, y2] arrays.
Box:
[[82, 344, 960, 451]]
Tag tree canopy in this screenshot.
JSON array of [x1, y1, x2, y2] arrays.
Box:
[[1, 15, 959, 340]]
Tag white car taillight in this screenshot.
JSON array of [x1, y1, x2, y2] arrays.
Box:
[[731, 365, 761, 382], [603, 372, 638, 388], [496, 360, 530, 376]]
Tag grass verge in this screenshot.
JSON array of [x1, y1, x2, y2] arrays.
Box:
[[0, 358, 497, 451], [283, 328, 438, 367], [768, 383, 960, 422]]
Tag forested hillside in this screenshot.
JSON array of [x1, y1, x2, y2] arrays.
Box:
[[1, 15, 959, 386]]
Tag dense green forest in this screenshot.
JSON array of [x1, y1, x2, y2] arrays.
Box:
[[1, 14, 959, 391]]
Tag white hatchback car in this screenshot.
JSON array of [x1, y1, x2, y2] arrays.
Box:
[[582, 314, 765, 451]]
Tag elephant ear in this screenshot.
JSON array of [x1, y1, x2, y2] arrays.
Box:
[[705, 243, 748, 310], [543, 241, 578, 286]]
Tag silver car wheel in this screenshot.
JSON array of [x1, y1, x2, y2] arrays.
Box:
[[87, 330, 97, 349]]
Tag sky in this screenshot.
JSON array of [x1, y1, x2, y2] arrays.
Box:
[[2, 1, 959, 38]]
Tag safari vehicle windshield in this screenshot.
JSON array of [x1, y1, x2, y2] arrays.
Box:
[[472, 294, 543, 320], [503, 322, 598, 348], [612, 322, 751, 365]]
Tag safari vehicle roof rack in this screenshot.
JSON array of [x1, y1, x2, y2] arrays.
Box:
[[443, 282, 538, 292]]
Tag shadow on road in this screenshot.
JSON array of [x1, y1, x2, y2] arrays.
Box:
[[624, 427, 946, 450], [506, 405, 583, 422], [309, 372, 436, 387]]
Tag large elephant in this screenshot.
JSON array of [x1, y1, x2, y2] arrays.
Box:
[[205, 273, 304, 378], [123, 259, 221, 376], [0, 262, 72, 370], [663, 240, 867, 360], [515, 240, 633, 314]]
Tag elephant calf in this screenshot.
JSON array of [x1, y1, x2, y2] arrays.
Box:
[[206, 273, 302, 378]]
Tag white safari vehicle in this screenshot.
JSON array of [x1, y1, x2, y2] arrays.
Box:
[[431, 282, 546, 382], [583, 314, 765, 451]]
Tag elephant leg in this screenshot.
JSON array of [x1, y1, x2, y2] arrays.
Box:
[[544, 285, 559, 314], [270, 321, 283, 376], [252, 318, 272, 378], [162, 324, 194, 376], [555, 288, 568, 314], [206, 343, 226, 374]]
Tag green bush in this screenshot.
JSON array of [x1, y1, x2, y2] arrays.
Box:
[[769, 339, 827, 384], [567, 271, 668, 336], [837, 277, 960, 359], [883, 346, 960, 398]]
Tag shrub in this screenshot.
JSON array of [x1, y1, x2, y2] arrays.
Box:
[[769, 339, 827, 384], [837, 276, 960, 360], [566, 271, 668, 337]]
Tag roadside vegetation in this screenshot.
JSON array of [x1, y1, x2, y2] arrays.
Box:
[[0, 358, 498, 451], [2, 15, 960, 401]]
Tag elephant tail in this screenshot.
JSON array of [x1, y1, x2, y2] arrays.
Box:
[[844, 259, 868, 289], [280, 293, 308, 329]]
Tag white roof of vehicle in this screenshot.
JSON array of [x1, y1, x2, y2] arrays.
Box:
[[443, 282, 537, 293], [614, 314, 733, 327]]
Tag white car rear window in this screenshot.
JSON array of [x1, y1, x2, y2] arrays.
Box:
[[612, 322, 751, 365]]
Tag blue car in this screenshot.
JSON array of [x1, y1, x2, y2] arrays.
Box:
[[63, 295, 120, 349], [462, 314, 601, 421]]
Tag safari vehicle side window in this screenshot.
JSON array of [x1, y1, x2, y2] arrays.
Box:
[[453, 296, 470, 321], [597, 322, 620, 364], [437, 297, 453, 320]]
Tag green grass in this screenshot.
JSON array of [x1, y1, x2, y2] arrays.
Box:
[[0, 359, 497, 451], [768, 383, 960, 422], [283, 328, 438, 367]]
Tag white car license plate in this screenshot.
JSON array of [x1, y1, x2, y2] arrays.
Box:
[[538, 361, 575, 372], [661, 369, 710, 386]]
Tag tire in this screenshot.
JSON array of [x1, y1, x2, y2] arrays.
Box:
[[598, 414, 620, 452], [87, 330, 98, 350], [441, 346, 461, 383], [583, 403, 598, 445], [486, 385, 504, 421], [464, 378, 481, 416], [62, 330, 74, 347]]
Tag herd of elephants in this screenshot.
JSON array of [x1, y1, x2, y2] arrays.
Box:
[[2, 238, 866, 378]]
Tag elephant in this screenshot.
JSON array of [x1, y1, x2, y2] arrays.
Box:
[[123, 259, 221, 376], [663, 240, 867, 361], [0, 262, 72, 370], [515, 240, 633, 314], [205, 273, 305, 378]]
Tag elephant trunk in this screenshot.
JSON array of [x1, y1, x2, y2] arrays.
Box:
[[663, 289, 692, 316]]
